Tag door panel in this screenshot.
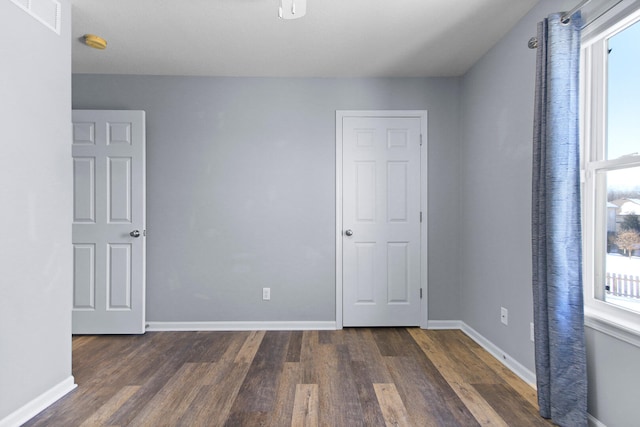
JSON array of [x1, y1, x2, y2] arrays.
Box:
[[72, 110, 146, 334], [342, 116, 422, 326], [73, 244, 95, 309], [108, 157, 132, 223], [73, 157, 96, 222]]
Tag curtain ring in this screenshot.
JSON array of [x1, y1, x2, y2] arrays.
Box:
[[528, 37, 539, 49]]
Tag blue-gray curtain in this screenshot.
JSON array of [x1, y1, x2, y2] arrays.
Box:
[[532, 12, 587, 427]]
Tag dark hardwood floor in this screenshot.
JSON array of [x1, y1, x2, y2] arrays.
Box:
[[23, 329, 552, 426]]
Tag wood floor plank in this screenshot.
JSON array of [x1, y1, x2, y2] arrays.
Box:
[[269, 362, 301, 427], [318, 330, 333, 344], [385, 355, 480, 427], [24, 386, 122, 427], [350, 361, 388, 426], [285, 330, 303, 362], [316, 343, 366, 426], [373, 383, 412, 427], [103, 333, 219, 426], [345, 328, 394, 383], [318, 328, 346, 345], [75, 332, 172, 390], [235, 330, 266, 364], [72, 334, 149, 385], [291, 383, 319, 427], [300, 330, 319, 384], [373, 327, 480, 426], [416, 329, 503, 384], [473, 383, 553, 426], [224, 411, 270, 427], [408, 329, 509, 427], [195, 331, 255, 386], [343, 328, 368, 362], [372, 328, 414, 357], [176, 362, 254, 426], [343, 329, 393, 426], [174, 331, 265, 426], [228, 331, 290, 415], [78, 385, 140, 427], [71, 335, 98, 353], [185, 331, 238, 363], [127, 363, 215, 426], [459, 330, 540, 408]]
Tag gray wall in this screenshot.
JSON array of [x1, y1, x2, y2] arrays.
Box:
[[0, 0, 73, 421], [585, 327, 640, 427], [72, 76, 462, 323], [458, 0, 559, 376], [460, 0, 640, 426]]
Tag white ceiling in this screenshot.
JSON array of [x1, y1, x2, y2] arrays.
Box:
[[71, 0, 539, 78]]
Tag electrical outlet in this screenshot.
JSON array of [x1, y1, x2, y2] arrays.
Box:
[[501, 307, 508, 325], [262, 287, 271, 301], [530, 322, 535, 342]]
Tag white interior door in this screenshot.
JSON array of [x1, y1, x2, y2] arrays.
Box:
[[72, 110, 146, 334], [340, 114, 423, 326]]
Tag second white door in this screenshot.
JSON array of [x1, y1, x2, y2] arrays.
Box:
[[341, 113, 423, 327], [72, 110, 146, 334]]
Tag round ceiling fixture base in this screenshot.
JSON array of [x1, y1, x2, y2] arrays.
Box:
[[83, 34, 107, 50]]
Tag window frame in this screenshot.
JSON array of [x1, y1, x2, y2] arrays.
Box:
[[581, 0, 640, 347]]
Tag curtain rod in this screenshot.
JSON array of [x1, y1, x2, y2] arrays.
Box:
[[561, 0, 592, 23], [528, 0, 624, 49], [528, 0, 590, 49]]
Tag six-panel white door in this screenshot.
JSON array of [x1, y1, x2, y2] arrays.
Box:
[[342, 116, 422, 326], [72, 110, 146, 334]]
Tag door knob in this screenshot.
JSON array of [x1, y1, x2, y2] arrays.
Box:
[[130, 230, 141, 238], [344, 229, 353, 236]]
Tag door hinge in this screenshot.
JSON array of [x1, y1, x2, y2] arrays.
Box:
[[420, 211, 423, 223], [420, 288, 423, 299], [420, 134, 423, 146]]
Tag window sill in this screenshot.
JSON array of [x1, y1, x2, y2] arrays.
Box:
[[584, 306, 640, 348]]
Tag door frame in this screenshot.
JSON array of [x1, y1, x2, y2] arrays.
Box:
[[336, 110, 428, 329]]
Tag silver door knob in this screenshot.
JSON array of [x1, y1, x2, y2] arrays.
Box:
[[130, 230, 141, 238], [345, 229, 353, 236]]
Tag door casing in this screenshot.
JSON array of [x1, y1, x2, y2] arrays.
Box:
[[336, 110, 428, 329]]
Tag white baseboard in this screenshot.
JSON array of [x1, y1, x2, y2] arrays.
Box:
[[426, 320, 464, 330], [146, 320, 337, 331], [588, 414, 607, 427], [0, 376, 76, 427]]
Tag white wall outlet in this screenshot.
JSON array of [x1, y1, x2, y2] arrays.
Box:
[[530, 322, 535, 342], [501, 307, 508, 325], [262, 287, 271, 301]]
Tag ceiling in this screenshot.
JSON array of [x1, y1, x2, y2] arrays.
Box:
[[71, 0, 539, 78]]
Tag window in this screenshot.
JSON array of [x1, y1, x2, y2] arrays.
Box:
[[582, 2, 640, 343]]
